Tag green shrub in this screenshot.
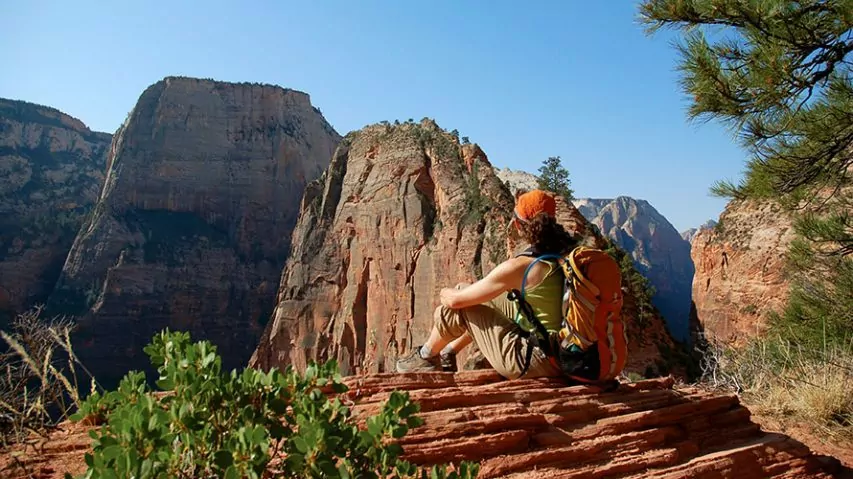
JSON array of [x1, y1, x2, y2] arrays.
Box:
[[71, 330, 478, 479], [462, 161, 489, 226]]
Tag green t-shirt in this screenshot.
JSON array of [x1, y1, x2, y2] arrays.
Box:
[[490, 260, 563, 333]]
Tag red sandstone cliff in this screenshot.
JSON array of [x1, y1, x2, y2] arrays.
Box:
[[690, 199, 795, 345], [251, 121, 676, 377]]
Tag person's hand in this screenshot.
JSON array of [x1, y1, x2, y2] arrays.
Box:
[[440, 287, 457, 308]]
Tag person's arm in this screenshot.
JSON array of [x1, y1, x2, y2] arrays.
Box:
[[440, 259, 525, 309]]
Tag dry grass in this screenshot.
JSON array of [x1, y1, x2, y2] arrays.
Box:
[[700, 335, 853, 441], [0, 307, 95, 447]]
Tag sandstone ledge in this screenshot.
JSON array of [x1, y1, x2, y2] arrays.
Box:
[[343, 371, 846, 478], [2, 371, 847, 478]]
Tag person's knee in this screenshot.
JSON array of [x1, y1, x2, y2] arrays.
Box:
[[434, 305, 467, 337]]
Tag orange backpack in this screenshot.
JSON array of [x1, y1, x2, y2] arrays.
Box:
[[510, 246, 627, 382]]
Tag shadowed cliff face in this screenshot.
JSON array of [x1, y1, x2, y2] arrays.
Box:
[[690, 199, 795, 346], [251, 121, 676, 376], [47, 77, 340, 385], [0, 99, 111, 325]]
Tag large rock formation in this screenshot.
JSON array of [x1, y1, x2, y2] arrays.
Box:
[[47, 77, 340, 384], [0, 99, 111, 325], [251, 122, 676, 377], [4, 371, 847, 478], [574, 197, 695, 342], [690, 199, 795, 345]]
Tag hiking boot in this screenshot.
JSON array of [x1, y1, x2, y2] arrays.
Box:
[[440, 352, 457, 372], [396, 347, 440, 373]]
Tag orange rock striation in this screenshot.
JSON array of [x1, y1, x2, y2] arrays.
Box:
[[2, 371, 847, 478], [344, 371, 847, 478]]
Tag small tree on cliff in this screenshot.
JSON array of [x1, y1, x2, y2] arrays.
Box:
[[537, 156, 574, 202], [639, 2, 853, 346]]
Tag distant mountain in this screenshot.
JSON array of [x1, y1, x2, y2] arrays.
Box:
[[495, 168, 694, 342], [681, 220, 718, 243], [46, 77, 341, 386], [0, 98, 111, 325], [573, 198, 611, 223]]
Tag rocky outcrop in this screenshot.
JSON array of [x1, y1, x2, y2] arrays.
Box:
[[681, 220, 717, 244], [496, 167, 539, 195], [690, 199, 795, 345], [46, 77, 340, 384], [0, 99, 111, 325], [251, 122, 676, 377], [3, 372, 847, 478], [574, 197, 695, 342], [346, 372, 846, 477]]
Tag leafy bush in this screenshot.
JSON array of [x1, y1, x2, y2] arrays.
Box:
[[72, 330, 479, 478]]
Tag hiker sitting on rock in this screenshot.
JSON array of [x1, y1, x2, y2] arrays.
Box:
[[396, 190, 578, 379]]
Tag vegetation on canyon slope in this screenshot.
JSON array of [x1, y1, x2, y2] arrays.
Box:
[[642, 0, 853, 438]]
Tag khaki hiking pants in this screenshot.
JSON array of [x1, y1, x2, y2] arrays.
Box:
[[433, 296, 560, 380]]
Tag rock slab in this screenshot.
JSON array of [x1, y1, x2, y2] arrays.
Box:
[[3, 372, 847, 478]]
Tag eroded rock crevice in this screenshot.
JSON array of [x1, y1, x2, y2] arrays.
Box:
[[352, 258, 371, 366]]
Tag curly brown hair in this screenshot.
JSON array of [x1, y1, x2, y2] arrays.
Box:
[[519, 213, 578, 255]]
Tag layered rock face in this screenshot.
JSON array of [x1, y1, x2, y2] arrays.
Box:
[[47, 77, 340, 384], [251, 121, 513, 375], [251, 122, 676, 376], [347, 372, 845, 477], [0, 99, 111, 324], [575, 197, 695, 342], [690, 199, 795, 345], [4, 371, 846, 478]]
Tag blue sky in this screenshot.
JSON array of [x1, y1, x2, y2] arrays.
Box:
[[1, 1, 746, 232]]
